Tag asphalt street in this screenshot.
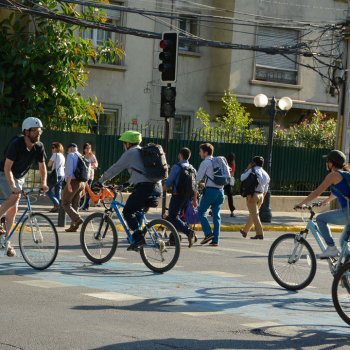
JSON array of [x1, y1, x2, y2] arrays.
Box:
[[0, 200, 349, 349]]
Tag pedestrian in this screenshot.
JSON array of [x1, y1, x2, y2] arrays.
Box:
[[193, 143, 225, 247], [0, 117, 48, 257], [47, 142, 65, 213], [240, 156, 270, 240], [164, 147, 196, 248], [295, 150, 350, 258], [81, 142, 98, 211], [61, 143, 85, 232], [96, 131, 162, 251], [224, 153, 236, 217]]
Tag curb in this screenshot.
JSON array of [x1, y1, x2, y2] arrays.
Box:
[[219, 224, 343, 233]]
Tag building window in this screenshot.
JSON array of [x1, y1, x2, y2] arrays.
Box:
[[93, 109, 119, 135], [179, 16, 199, 52], [173, 115, 191, 139], [82, 4, 124, 65], [255, 27, 299, 85]]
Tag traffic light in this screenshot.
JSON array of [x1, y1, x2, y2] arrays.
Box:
[[158, 32, 178, 83], [160, 86, 176, 118]]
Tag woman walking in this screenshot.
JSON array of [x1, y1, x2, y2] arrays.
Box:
[[47, 142, 65, 212], [81, 143, 98, 211], [224, 153, 236, 217]]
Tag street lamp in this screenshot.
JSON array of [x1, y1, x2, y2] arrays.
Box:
[[254, 94, 293, 222]]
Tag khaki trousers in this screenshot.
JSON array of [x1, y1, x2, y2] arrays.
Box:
[[243, 193, 264, 236], [61, 180, 85, 223]]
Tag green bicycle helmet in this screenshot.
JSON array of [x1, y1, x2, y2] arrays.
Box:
[[119, 130, 142, 144]]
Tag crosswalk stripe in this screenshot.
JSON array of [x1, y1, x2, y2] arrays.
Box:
[[83, 292, 144, 301], [198, 271, 244, 278], [15, 280, 72, 288]]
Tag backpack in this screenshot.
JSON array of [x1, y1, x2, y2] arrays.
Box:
[[207, 156, 231, 186], [240, 168, 259, 197], [138, 143, 168, 182], [176, 164, 197, 197], [74, 155, 90, 182]]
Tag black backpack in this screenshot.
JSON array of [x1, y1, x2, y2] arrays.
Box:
[[240, 169, 259, 197], [176, 164, 197, 197], [74, 155, 90, 182], [138, 143, 168, 182]]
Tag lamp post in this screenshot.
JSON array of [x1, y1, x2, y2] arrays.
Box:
[[254, 94, 293, 222]]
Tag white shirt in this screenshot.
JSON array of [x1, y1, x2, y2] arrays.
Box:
[[50, 153, 65, 177], [196, 155, 223, 189], [240, 166, 270, 193]]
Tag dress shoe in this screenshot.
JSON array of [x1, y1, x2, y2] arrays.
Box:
[[65, 226, 78, 232], [187, 230, 194, 248], [200, 234, 214, 245], [240, 229, 247, 238], [250, 235, 264, 240], [209, 242, 218, 247]]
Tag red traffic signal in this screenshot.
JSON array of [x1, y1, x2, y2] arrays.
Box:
[[158, 32, 178, 83]]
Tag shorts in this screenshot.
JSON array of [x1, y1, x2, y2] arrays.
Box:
[[0, 172, 25, 198]]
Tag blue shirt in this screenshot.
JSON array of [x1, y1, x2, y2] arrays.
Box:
[[165, 160, 189, 193], [65, 152, 79, 180], [331, 178, 350, 208]]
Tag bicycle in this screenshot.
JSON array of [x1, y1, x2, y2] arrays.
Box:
[[80, 185, 181, 273], [79, 181, 123, 210], [268, 202, 350, 291], [0, 189, 59, 270]]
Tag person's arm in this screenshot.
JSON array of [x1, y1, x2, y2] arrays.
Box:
[[91, 155, 98, 169], [3, 159, 20, 194], [320, 193, 337, 206], [296, 172, 339, 207], [38, 161, 48, 192]]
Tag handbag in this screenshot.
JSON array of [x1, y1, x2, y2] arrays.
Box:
[[47, 168, 58, 187], [185, 201, 200, 225], [229, 176, 235, 187]]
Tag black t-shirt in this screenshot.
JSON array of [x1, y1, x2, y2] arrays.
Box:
[[0, 136, 46, 179]]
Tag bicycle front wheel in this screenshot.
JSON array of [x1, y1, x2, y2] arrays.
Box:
[[140, 219, 180, 273], [19, 213, 59, 270], [80, 212, 118, 264], [268, 233, 317, 290], [332, 262, 350, 325]]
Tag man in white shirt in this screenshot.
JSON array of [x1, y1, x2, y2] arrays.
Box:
[[193, 143, 225, 246], [240, 156, 270, 240]]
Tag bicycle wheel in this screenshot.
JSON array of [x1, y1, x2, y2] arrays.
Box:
[[268, 233, 317, 290], [80, 212, 118, 264], [19, 213, 59, 270], [332, 262, 350, 325], [102, 190, 123, 209], [140, 219, 180, 273]]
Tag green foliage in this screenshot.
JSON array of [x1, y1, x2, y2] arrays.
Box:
[[195, 91, 265, 143], [274, 109, 336, 148], [0, 1, 124, 132]]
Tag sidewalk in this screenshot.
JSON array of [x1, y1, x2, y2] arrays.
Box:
[[28, 196, 344, 233]]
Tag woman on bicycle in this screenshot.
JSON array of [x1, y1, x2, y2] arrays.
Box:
[[81, 143, 98, 211], [296, 150, 350, 258]]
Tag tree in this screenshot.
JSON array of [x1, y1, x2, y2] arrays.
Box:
[[195, 91, 265, 143], [0, 1, 123, 132]]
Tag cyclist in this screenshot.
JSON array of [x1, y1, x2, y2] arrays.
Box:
[[97, 131, 162, 251], [0, 117, 48, 257], [295, 150, 350, 258]]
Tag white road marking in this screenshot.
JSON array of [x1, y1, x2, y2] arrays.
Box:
[[258, 280, 316, 289], [83, 292, 144, 301], [199, 271, 244, 278], [15, 280, 71, 288], [182, 311, 226, 317]]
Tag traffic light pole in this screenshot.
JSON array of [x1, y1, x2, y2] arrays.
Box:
[[162, 113, 170, 217]]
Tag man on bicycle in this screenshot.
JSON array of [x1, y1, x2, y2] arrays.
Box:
[[0, 117, 48, 256], [97, 131, 162, 251]]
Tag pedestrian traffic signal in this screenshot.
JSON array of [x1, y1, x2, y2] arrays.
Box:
[[158, 32, 178, 83], [160, 86, 176, 118]]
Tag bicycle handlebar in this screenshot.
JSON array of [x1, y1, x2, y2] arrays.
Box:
[[294, 202, 322, 211]]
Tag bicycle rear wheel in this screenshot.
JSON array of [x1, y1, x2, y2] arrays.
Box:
[[268, 233, 317, 290], [332, 262, 350, 325], [80, 212, 118, 264], [19, 213, 59, 270], [140, 219, 180, 273]]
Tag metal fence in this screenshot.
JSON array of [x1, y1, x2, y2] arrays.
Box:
[[0, 125, 331, 195]]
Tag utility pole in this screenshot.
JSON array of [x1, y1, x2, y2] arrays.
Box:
[[336, 0, 350, 159]]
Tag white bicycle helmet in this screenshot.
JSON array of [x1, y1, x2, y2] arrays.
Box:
[[22, 117, 43, 131]]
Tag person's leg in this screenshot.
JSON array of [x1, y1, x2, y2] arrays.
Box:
[[316, 209, 348, 246], [198, 188, 214, 237], [339, 223, 350, 251], [71, 181, 85, 216], [61, 184, 77, 222], [83, 179, 92, 209], [55, 177, 64, 203], [243, 195, 256, 234], [250, 193, 264, 237], [211, 189, 225, 244], [168, 195, 191, 234], [47, 186, 58, 206]]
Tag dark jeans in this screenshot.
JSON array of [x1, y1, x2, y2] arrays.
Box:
[[47, 176, 64, 206], [168, 194, 191, 235], [224, 184, 235, 212], [82, 179, 93, 209], [123, 182, 162, 231]]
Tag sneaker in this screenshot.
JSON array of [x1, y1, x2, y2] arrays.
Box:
[[209, 241, 218, 247], [319, 245, 339, 259], [6, 242, 16, 257], [200, 234, 214, 245], [230, 212, 235, 217]]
